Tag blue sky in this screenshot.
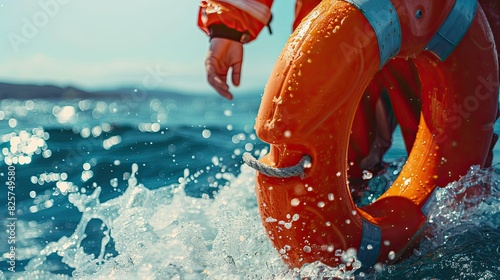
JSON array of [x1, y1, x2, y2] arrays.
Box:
[[0, 0, 294, 94]]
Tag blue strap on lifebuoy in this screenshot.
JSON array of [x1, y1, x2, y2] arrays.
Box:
[[425, 0, 478, 61], [343, 0, 402, 69], [357, 218, 382, 271]]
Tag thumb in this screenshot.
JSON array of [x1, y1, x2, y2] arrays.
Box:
[[231, 61, 242, 86]]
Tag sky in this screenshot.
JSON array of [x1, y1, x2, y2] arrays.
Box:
[[0, 0, 294, 94]]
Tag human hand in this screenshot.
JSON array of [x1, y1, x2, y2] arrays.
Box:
[[205, 38, 243, 100]]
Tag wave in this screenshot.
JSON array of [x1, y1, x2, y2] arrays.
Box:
[[4, 159, 499, 279]]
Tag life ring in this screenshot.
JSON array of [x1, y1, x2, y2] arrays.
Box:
[[244, 0, 499, 271]]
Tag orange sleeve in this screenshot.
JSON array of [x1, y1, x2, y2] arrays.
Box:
[[293, 0, 322, 30], [198, 0, 274, 43]]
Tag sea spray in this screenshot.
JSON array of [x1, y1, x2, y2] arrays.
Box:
[[12, 162, 500, 279], [375, 165, 500, 279], [17, 162, 286, 279]]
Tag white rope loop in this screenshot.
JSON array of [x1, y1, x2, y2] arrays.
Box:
[[242, 152, 312, 179]]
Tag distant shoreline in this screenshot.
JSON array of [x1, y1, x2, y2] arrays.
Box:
[[0, 82, 205, 100], [0, 82, 261, 101]]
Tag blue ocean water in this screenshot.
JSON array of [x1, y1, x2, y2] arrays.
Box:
[[0, 92, 498, 279]]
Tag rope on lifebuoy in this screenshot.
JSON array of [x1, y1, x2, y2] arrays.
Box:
[[242, 152, 312, 179]]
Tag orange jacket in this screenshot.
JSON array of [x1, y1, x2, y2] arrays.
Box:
[[198, 0, 321, 43], [199, 0, 498, 49]]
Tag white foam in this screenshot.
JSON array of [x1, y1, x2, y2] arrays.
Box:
[[13, 163, 500, 280]]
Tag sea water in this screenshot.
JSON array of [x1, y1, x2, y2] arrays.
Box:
[[0, 93, 498, 279]]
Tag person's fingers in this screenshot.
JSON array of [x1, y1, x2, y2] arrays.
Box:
[[212, 75, 233, 100], [208, 73, 232, 99], [231, 61, 242, 87], [206, 57, 233, 99], [205, 39, 242, 99]]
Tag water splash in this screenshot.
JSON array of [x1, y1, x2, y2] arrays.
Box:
[[9, 162, 500, 279], [375, 165, 500, 279], [427, 165, 499, 236], [14, 163, 282, 279]]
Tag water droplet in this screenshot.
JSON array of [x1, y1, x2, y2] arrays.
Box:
[[265, 217, 277, 223], [291, 198, 300, 207], [211, 156, 219, 166], [317, 202, 325, 208], [388, 251, 395, 260], [131, 163, 139, 174], [202, 129, 211, 139], [83, 163, 91, 171], [110, 178, 118, 188], [8, 118, 17, 128], [245, 143, 254, 151], [362, 170, 373, 180], [303, 246, 312, 253]]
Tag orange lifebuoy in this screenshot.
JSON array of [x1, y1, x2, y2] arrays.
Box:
[[247, 0, 499, 271]]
